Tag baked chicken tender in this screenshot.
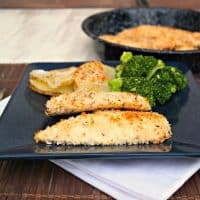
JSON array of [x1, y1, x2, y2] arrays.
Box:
[[45, 92, 151, 116], [29, 67, 76, 96], [34, 110, 171, 145]]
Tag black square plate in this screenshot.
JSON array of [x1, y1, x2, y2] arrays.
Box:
[[1, 61, 200, 159]]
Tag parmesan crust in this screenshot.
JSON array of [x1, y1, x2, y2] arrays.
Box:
[[34, 110, 172, 145], [45, 92, 151, 116]]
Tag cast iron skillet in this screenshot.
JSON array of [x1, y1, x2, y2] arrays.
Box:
[[82, 8, 200, 72]]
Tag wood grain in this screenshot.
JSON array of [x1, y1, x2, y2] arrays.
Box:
[[0, 64, 26, 97], [0, 0, 200, 9], [149, 0, 200, 9], [0, 158, 199, 200], [0, 160, 112, 200], [0, 0, 137, 8], [0, 64, 200, 200]]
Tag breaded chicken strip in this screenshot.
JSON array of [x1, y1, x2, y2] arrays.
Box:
[[45, 92, 151, 116], [34, 110, 171, 145]]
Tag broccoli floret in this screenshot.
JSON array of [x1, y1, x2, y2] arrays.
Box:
[[121, 54, 158, 78], [115, 64, 124, 78], [154, 67, 188, 90], [146, 59, 165, 80], [120, 51, 133, 64], [169, 67, 188, 90], [108, 78, 123, 91], [121, 77, 156, 106], [151, 78, 177, 104], [146, 66, 187, 105]]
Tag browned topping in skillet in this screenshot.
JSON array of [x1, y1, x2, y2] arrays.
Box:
[[100, 25, 200, 51]]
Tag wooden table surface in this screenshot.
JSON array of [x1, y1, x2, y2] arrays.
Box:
[[0, 0, 199, 9], [0, 64, 200, 200]]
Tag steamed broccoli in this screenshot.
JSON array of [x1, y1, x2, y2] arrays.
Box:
[[151, 78, 176, 105], [108, 78, 123, 91], [120, 54, 158, 78], [122, 77, 156, 106], [109, 51, 188, 106], [146, 59, 165, 80], [115, 64, 124, 78], [109, 77, 156, 106], [120, 51, 133, 64]]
